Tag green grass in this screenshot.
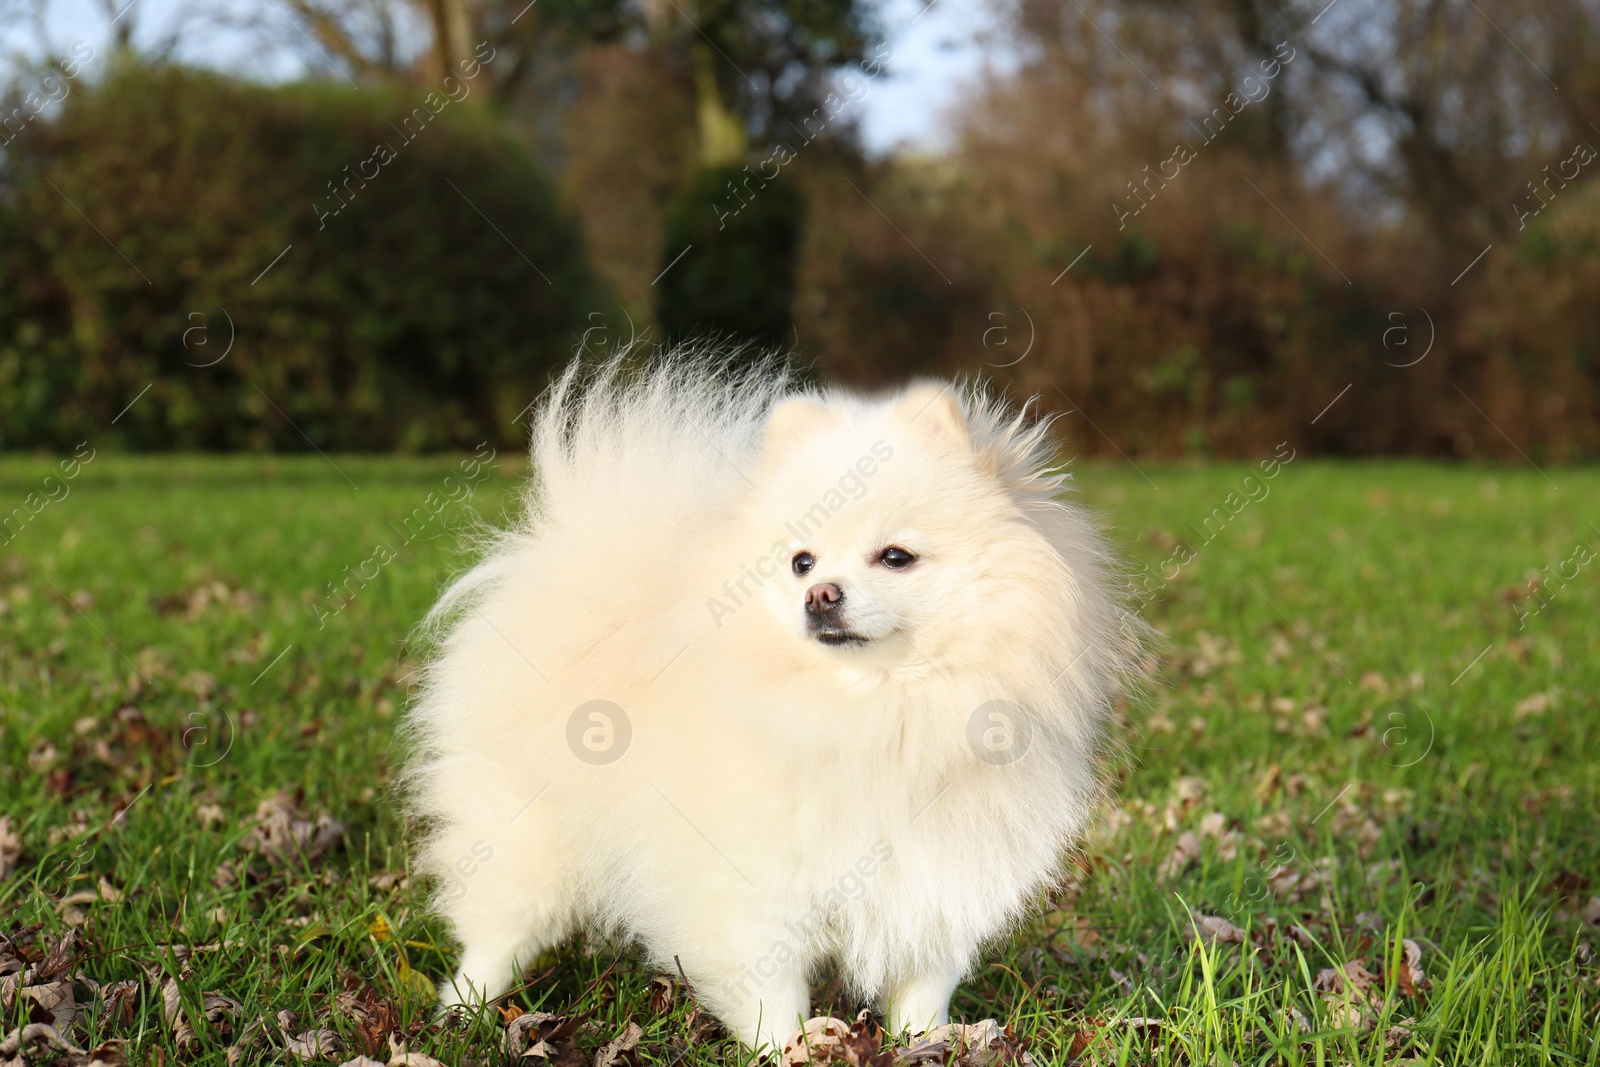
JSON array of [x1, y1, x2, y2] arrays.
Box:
[[1, 454, 1596, 1065]]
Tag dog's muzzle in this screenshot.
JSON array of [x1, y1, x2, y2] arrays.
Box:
[[805, 583, 866, 645]]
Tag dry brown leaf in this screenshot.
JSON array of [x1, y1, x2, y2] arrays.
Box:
[[19, 979, 76, 1030], [285, 1029, 343, 1061], [1157, 831, 1201, 883], [502, 1011, 583, 1064], [1514, 690, 1557, 720], [1185, 913, 1247, 945], [333, 977, 401, 1057], [1043, 912, 1099, 955], [1315, 958, 1382, 1030], [783, 1016, 853, 1066], [99, 981, 139, 1029], [1173, 777, 1207, 806], [84, 1041, 126, 1067], [385, 1034, 447, 1067], [162, 979, 240, 1051], [0, 819, 19, 882], [593, 1020, 643, 1067], [648, 975, 678, 1016], [1385, 1018, 1417, 1048], [1326, 1001, 1371, 1031], [225, 1013, 269, 1067], [1315, 959, 1380, 1001], [1, 928, 87, 1033], [1395, 939, 1428, 997]]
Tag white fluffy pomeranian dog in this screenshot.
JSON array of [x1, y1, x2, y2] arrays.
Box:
[[405, 353, 1139, 1053]]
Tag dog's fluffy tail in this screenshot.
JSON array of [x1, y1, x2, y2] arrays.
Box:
[[422, 346, 798, 638]]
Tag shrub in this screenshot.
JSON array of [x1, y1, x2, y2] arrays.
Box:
[[0, 62, 595, 451], [654, 162, 804, 353]]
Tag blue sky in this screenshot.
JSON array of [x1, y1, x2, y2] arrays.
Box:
[[3, 0, 1005, 155], [856, 0, 1007, 153]]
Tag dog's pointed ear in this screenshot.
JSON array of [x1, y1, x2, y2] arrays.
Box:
[[765, 395, 831, 455], [896, 381, 970, 451]]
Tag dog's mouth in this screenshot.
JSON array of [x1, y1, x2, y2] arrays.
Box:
[[813, 628, 870, 647]]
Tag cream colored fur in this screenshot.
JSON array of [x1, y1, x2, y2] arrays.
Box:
[[403, 354, 1138, 1054]]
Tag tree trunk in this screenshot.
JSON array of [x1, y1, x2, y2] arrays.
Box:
[[692, 42, 746, 165], [426, 0, 475, 83]]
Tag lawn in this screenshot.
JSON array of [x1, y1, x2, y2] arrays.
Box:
[[1, 453, 1596, 1065]]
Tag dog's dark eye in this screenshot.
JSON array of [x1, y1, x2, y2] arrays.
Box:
[[878, 546, 916, 570], [792, 552, 815, 577]]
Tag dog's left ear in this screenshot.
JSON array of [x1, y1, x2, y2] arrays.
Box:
[[765, 395, 832, 455], [896, 381, 970, 451]]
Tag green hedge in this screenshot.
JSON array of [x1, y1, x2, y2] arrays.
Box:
[[655, 162, 803, 353], [0, 63, 595, 451]]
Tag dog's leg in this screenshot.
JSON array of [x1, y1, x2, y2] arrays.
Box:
[[709, 966, 810, 1058], [882, 966, 965, 1038], [673, 945, 809, 1058], [438, 889, 576, 1017], [438, 893, 568, 1009], [431, 825, 573, 1010]]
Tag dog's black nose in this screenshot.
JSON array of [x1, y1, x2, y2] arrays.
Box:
[[804, 582, 843, 616]]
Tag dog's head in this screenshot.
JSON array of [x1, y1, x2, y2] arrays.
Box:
[[739, 381, 1089, 680]]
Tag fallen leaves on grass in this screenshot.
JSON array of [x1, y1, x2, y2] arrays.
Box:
[[1313, 939, 1429, 1033], [899, 1020, 1033, 1065], [0, 1024, 125, 1067], [783, 1014, 887, 1066], [161, 977, 241, 1051], [502, 1010, 584, 1064], [781, 1013, 1034, 1067], [151, 579, 261, 622], [1, 926, 86, 1031], [2, 918, 450, 1067], [246, 792, 346, 868], [100, 706, 171, 767], [0, 928, 127, 1066]]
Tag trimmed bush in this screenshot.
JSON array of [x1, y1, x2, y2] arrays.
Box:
[[655, 162, 803, 353], [0, 62, 595, 451]]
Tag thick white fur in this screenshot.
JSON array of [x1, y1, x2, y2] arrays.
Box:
[[404, 353, 1138, 1054]]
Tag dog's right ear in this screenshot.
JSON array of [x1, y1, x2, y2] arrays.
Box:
[[765, 395, 831, 455]]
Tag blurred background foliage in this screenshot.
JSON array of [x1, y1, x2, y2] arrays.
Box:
[[1, 0, 1598, 456], [0, 62, 591, 450]]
